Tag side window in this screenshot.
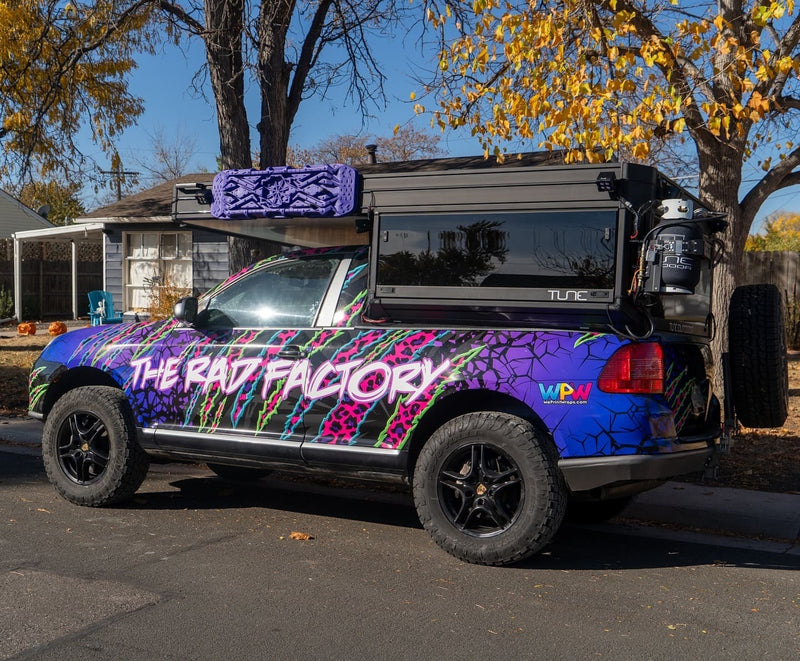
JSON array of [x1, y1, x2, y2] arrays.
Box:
[[333, 249, 369, 327], [200, 256, 340, 328], [377, 211, 617, 290]]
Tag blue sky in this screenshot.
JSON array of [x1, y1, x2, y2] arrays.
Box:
[[85, 36, 799, 233], [89, 36, 478, 177]]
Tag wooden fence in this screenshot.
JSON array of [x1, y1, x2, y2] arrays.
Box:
[[742, 251, 800, 299], [0, 238, 103, 320]]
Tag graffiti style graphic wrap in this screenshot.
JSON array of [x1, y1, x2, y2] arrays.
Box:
[[30, 246, 710, 463], [32, 324, 690, 458], [662, 346, 701, 433], [211, 165, 358, 219]]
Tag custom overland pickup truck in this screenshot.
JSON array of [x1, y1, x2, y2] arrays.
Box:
[[29, 156, 788, 565]]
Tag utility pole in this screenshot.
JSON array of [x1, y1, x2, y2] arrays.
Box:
[[100, 163, 140, 201]]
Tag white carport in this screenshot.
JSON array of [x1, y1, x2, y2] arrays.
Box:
[[12, 222, 105, 321]]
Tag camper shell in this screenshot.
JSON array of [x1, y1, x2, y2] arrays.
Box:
[[174, 156, 723, 338]]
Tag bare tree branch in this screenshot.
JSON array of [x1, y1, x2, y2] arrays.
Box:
[[287, 0, 334, 119], [741, 144, 800, 222], [154, 0, 205, 35]]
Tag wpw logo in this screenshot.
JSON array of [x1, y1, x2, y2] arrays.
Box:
[[539, 382, 592, 405]]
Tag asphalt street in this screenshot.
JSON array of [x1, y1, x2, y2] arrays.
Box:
[[1, 450, 799, 660]]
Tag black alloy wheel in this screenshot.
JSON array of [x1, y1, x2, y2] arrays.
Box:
[[56, 410, 111, 485], [413, 411, 566, 565], [42, 386, 150, 507], [437, 442, 523, 537]]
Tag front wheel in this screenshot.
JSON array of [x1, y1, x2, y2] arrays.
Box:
[[413, 412, 566, 566], [42, 386, 150, 506]]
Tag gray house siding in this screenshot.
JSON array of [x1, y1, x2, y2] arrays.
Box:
[[104, 229, 124, 314], [103, 227, 228, 313], [192, 230, 228, 294], [1, 189, 53, 239]]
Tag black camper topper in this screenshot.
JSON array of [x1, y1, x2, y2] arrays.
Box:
[[172, 156, 725, 336]]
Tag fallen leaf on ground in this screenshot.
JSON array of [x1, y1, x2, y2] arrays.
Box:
[[289, 531, 314, 541]]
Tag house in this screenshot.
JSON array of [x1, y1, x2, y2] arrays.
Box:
[[79, 174, 240, 316], [13, 175, 241, 321], [1, 189, 55, 318], [0, 188, 54, 239]]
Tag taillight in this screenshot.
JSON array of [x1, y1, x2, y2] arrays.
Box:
[[598, 342, 664, 394]]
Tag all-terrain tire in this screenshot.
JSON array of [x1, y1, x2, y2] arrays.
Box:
[[207, 464, 270, 482], [728, 284, 789, 428], [413, 412, 566, 566], [42, 386, 150, 506]]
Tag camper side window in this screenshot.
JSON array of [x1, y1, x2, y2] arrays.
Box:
[[377, 210, 617, 291]]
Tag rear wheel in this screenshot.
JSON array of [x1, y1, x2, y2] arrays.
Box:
[[413, 412, 566, 566], [42, 386, 150, 506], [729, 284, 788, 428]]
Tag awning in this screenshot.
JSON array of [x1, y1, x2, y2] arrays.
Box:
[[172, 165, 368, 248], [12, 223, 105, 321]]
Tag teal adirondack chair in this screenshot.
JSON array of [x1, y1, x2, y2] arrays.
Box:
[[88, 290, 123, 326]]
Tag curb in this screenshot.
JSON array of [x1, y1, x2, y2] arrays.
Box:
[[621, 481, 800, 546]]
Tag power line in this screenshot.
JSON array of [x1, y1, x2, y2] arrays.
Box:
[[100, 164, 140, 201]]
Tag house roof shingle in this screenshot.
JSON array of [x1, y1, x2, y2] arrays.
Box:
[[80, 173, 211, 221]]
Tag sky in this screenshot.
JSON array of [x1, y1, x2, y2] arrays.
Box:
[[80, 31, 799, 234], [85, 34, 480, 183]]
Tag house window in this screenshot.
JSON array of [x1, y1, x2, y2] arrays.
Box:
[[124, 231, 192, 310]]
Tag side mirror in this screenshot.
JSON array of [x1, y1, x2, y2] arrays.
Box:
[[173, 296, 198, 324]]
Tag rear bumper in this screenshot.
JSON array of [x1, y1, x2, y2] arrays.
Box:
[[559, 446, 717, 492]]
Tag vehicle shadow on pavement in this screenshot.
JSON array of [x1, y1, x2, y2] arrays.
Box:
[[0, 451, 44, 484], [133, 473, 799, 573], [3, 453, 797, 572], [127, 473, 423, 531], [533, 525, 800, 572]]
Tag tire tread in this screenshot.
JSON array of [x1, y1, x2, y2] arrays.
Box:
[[413, 412, 566, 566], [42, 386, 149, 507], [728, 284, 789, 428]]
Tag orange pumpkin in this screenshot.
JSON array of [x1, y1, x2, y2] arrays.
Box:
[[17, 322, 36, 335], [48, 321, 67, 336]]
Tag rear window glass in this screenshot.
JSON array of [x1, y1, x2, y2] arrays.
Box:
[[377, 211, 617, 290]]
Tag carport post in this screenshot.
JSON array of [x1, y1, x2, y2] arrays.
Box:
[[71, 239, 78, 320], [13, 235, 21, 322]]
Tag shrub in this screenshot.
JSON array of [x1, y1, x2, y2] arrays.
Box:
[[0, 285, 13, 319], [147, 271, 190, 320]]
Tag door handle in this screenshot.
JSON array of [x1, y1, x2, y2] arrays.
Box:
[[277, 345, 306, 360]]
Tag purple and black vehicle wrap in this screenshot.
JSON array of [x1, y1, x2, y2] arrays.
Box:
[[30, 247, 720, 490]]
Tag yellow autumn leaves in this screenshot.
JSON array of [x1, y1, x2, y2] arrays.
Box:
[[0, 0, 154, 178], [420, 0, 799, 163]]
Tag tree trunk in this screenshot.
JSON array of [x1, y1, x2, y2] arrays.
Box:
[[205, 0, 277, 273], [255, 0, 295, 168], [225, 0, 297, 273], [203, 0, 251, 169], [697, 142, 748, 401], [227, 235, 285, 273]]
